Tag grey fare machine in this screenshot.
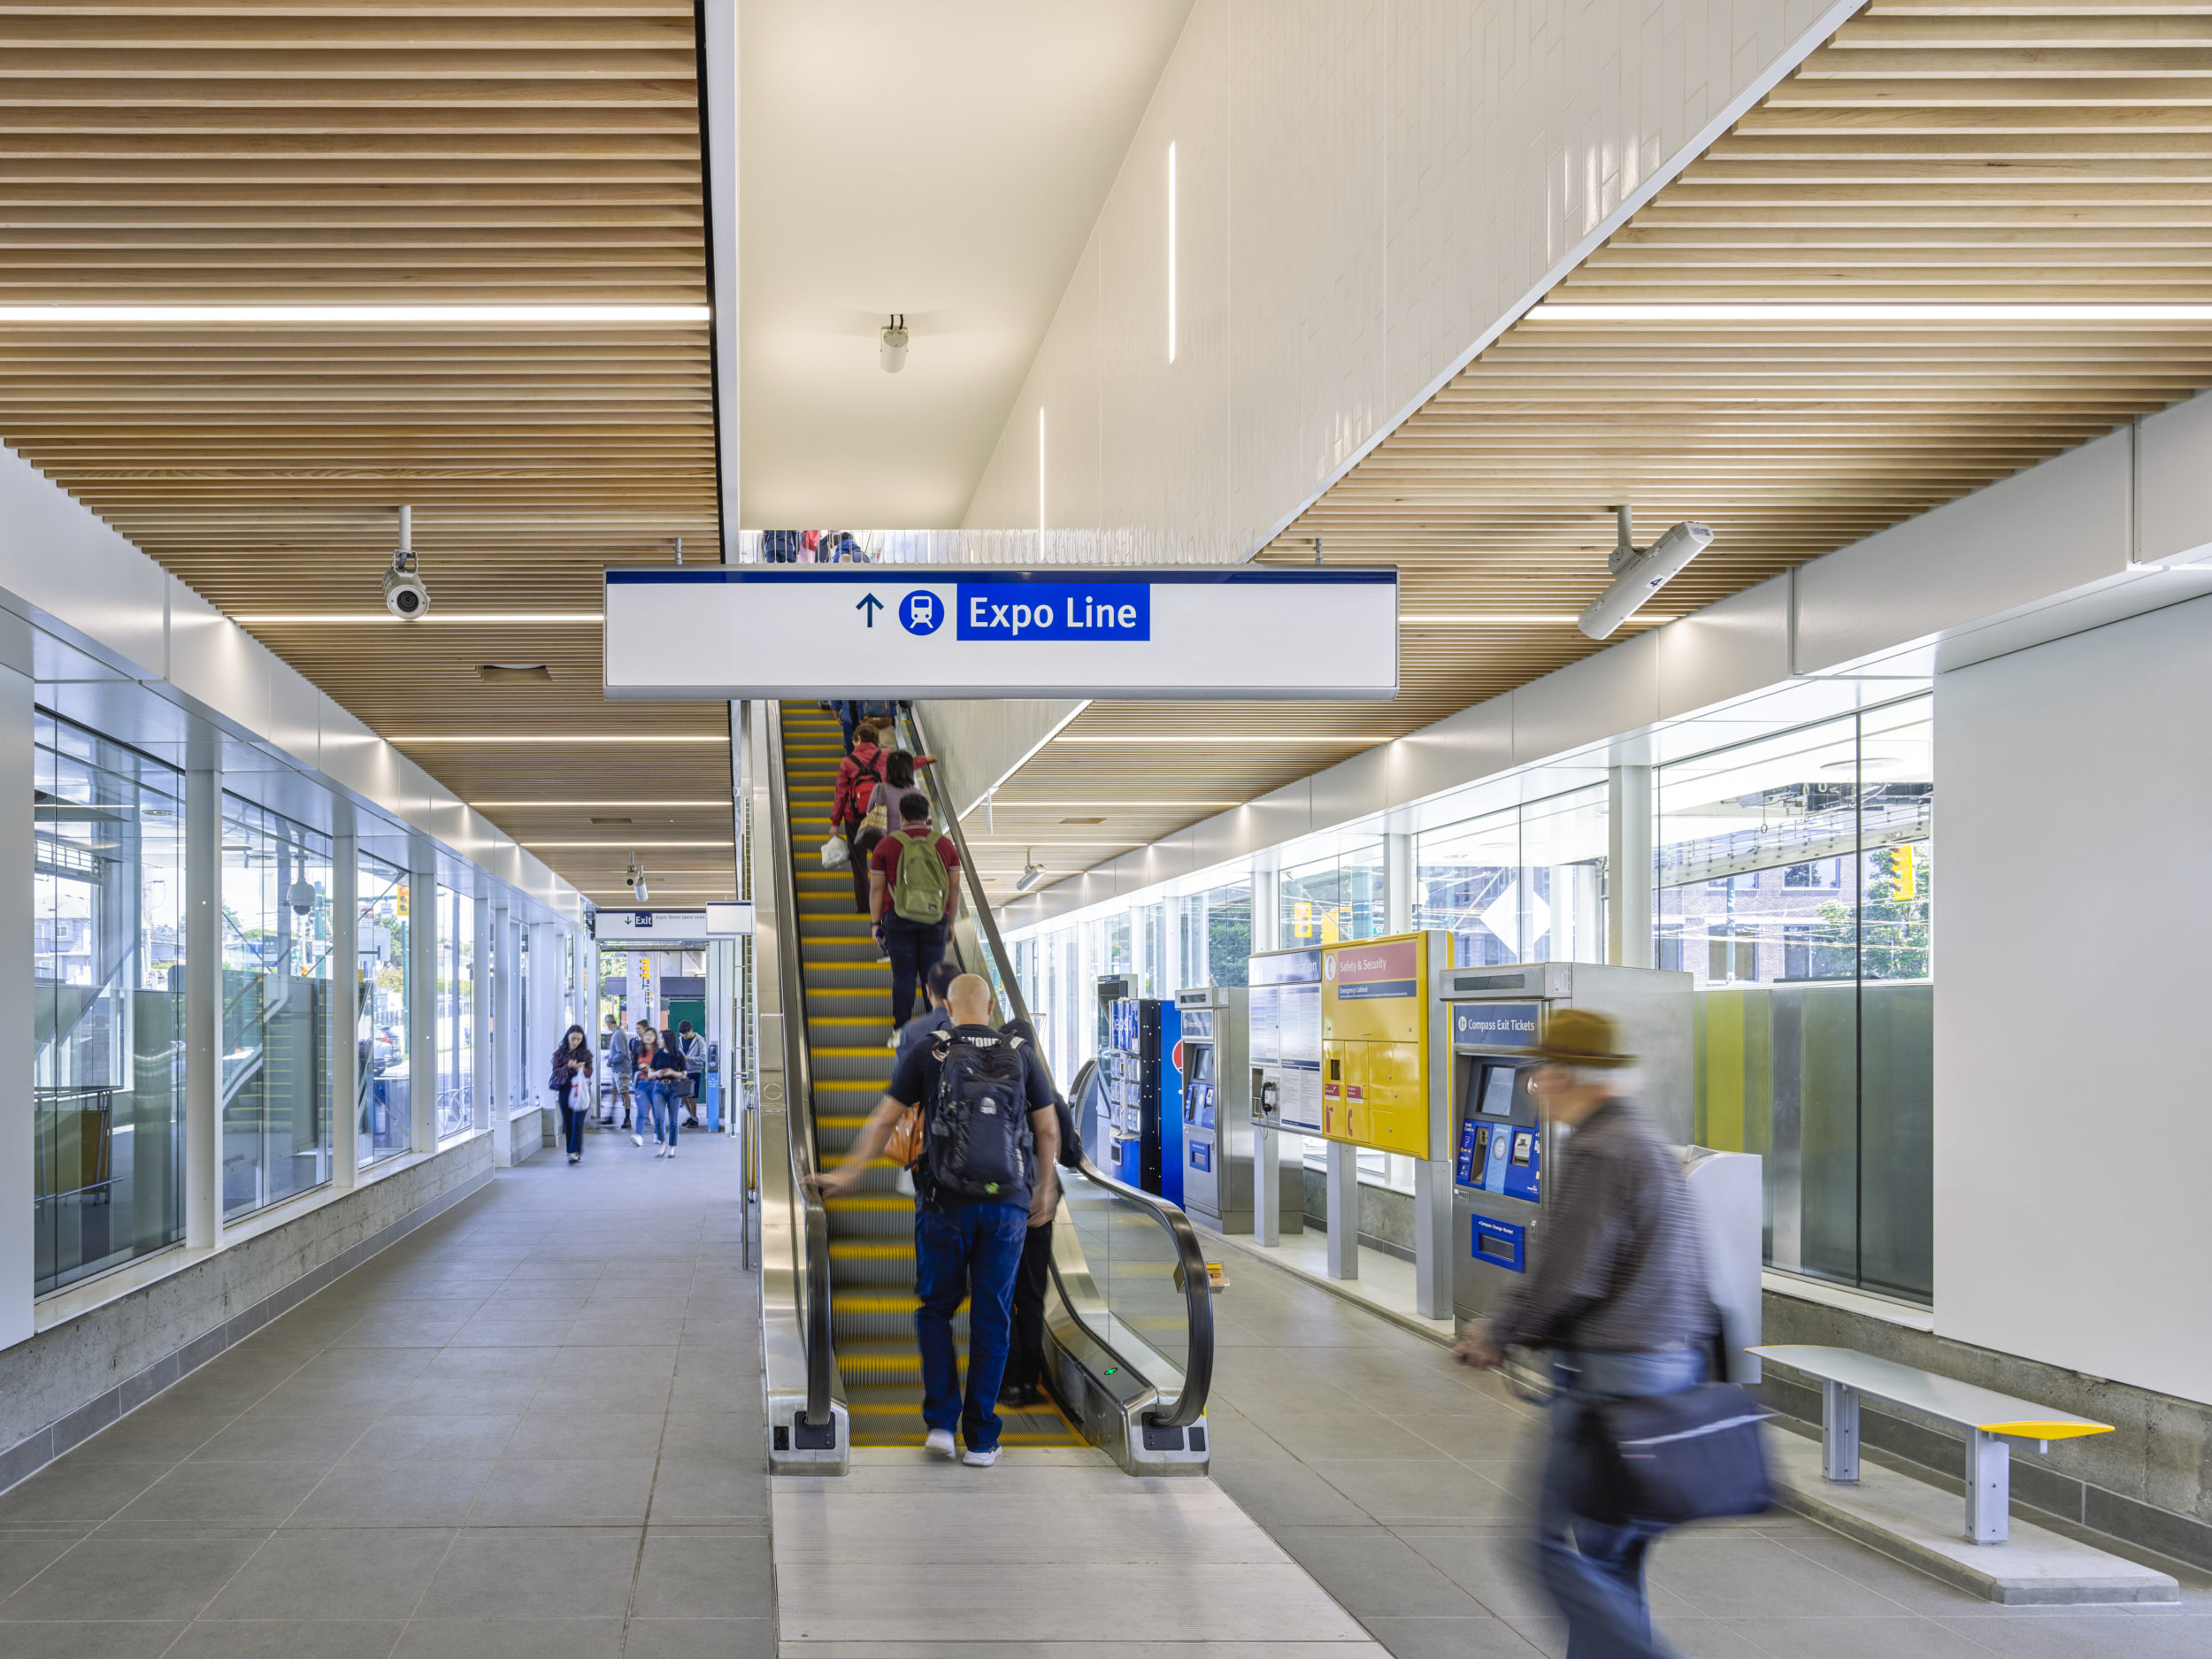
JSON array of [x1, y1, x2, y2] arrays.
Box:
[[1439, 959, 1763, 1382], [1175, 986, 1302, 1235], [1244, 948, 1322, 1243]]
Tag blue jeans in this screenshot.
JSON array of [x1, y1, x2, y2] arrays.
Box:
[[639, 1081, 679, 1147], [882, 918, 948, 1032], [1537, 1347, 1707, 1659], [914, 1202, 1027, 1451]]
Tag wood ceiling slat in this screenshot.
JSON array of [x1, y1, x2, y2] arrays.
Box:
[[975, 0, 2212, 905], [0, 3, 724, 905]]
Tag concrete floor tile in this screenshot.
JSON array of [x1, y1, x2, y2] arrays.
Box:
[[288, 1457, 495, 1528], [188, 1409, 374, 1467], [0, 1463, 170, 1525], [630, 1530, 773, 1619], [390, 1617, 624, 1659], [449, 1316, 578, 1348], [543, 1345, 678, 1381], [1306, 1457, 1529, 1525], [165, 1620, 407, 1659], [0, 1533, 265, 1622], [417, 1348, 558, 1383], [204, 1526, 453, 1621], [413, 1528, 642, 1620], [68, 1411, 233, 1464], [1651, 1532, 1917, 1619], [350, 1415, 523, 1463], [468, 1457, 656, 1525], [1726, 1617, 2008, 1658], [645, 1460, 769, 1524], [1271, 1525, 1486, 1617], [1358, 1614, 1555, 1658], [619, 1617, 777, 1659], [503, 1410, 664, 1460], [111, 1459, 329, 1525], [386, 1379, 544, 1417], [1928, 1614, 2212, 1657], [0, 1532, 79, 1600], [0, 1622, 188, 1657]]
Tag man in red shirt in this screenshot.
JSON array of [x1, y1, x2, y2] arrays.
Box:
[[869, 794, 960, 1041]]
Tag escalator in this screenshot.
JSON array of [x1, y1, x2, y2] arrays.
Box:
[[775, 703, 1085, 1449], [757, 699, 1213, 1475]]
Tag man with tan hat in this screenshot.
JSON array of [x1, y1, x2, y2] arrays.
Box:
[[1454, 1007, 1710, 1659]]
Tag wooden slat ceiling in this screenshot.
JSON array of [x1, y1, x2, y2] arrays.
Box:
[[978, 0, 2212, 901], [0, 1, 724, 909]]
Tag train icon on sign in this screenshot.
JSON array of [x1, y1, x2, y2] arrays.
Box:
[[900, 592, 945, 635]]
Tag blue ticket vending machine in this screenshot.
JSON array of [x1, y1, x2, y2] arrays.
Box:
[[1101, 996, 1184, 1204]]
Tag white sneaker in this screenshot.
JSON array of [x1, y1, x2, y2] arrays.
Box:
[[666, 1146, 677, 1159], [885, 1031, 900, 1049], [632, 1133, 643, 1148], [924, 1427, 956, 1458], [962, 1447, 1001, 1467]]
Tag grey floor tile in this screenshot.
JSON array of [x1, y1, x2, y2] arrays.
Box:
[[204, 1526, 454, 1621], [503, 1410, 664, 1460], [165, 1620, 407, 1659], [1247, 1410, 1458, 1462], [293, 1348, 440, 1385], [1358, 1614, 1551, 1658], [188, 1409, 374, 1467], [630, 1529, 773, 1619], [0, 1622, 188, 1657], [1307, 1456, 1528, 1525], [413, 1528, 642, 1620], [543, 1345, 679, 1382], [1726, 1617, 2002, 1658], [65, 1411, 233, 1464], [389, 1617, 624, 1659], [449, 1315, 578, 1348], [467, 1456, 656, 1525], [0, 1532, 80, 1600], [646, 1459, 769, 1524], [334, 1313, 477, 1348], [0, 1533, 265, 1622], [1929, 1613, 2212, 1657], [386, 1379, 545, 1417], [1651, 1532, 1916, 1619], [619, 1617, 778, 1659], [1204, 1442, 1373, 1530], [1271, 1525, 1485, 1617], [350, 1415, 523, 1463], [288, 1457, 496, 1528], [0, 1462, 170, 1525], [417, 1348, 558, 1383], [1393, 1526, 1556, 1618], [111, 1459, 328, 1525]]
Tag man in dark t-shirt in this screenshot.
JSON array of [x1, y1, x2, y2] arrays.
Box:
[[810, 975, 1058, 1464]]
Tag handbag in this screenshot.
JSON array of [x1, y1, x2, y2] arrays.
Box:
[[883, 1101, 926, 1169], [1574, 1378, 1771, 1526], [820, 833, 850, 870], [859, 801, 888, 836]]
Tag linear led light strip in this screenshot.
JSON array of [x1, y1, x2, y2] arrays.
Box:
[[1400, 613, 1674, 626], [233, 613, 602, 625], [391, 734, 726, 744], [1529, 303, 2212, 323], [0, 304, 710, 324]]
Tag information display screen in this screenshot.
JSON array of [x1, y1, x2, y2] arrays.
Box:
[[1479, 1064, 1517, 1118]]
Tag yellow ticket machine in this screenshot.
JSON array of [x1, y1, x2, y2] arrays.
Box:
[[1318, 931, 1449, 1157]]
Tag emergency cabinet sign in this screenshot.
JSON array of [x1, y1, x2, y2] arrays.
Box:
[[602, 566, 1398, 700]]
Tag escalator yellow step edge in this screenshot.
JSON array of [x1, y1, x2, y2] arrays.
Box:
[[826, 1194, 916, 1213], [809, 1017, 890, 1027], [812, 1047, 900, 1059], [829, 1241, 915, 1258], [834, 1295, 969, 1315]]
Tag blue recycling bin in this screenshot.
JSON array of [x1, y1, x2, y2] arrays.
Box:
[[705, 1075, 722, 1133]]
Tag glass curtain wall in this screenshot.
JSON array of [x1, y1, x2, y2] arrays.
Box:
[[33, 714, 186, 1295], [1169, 879, 1252, 991], [1655, 696, 1933, 1302], [434, 883, 475, 1140], [1279, 838, 1383, 946], [357, 850, 411, 1165], [1413, 786, 1609, 966], [219, 798, 334, 1219]]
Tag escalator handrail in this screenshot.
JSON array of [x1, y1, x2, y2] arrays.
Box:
[[902, 703, 1214, 1430], [764, 707, 834, 1432]]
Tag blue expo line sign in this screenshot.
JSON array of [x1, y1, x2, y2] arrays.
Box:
[[605, 567, 1395, 588], [858, 583, 1150, 641]]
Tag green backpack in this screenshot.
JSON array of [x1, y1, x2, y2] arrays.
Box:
[[887, 828, 950, 924]]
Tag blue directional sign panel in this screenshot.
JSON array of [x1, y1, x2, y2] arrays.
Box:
[[602, 566, 1397, 700]]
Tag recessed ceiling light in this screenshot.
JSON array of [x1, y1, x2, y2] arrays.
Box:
[[234, 613, 602, 625], [1059, 817, 1106, 825], [391, 735, 725, 745], [1052, 735, 1385, 745], [589, 817, 633, 826], [477, 664, 551, 682]]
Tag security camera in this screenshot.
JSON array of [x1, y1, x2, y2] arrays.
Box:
[[287, 878, 318, 917], [382, 505, 428, 619], [634, 881, 649, 903], [1578, 508, 1711, 641], [880, 314, 909, 374]]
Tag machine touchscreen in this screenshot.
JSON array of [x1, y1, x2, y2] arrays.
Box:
[[1478, 1064, 1517, 1117]]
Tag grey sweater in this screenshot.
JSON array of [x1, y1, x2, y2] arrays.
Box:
[[1485, 1099, 1709, 1356]]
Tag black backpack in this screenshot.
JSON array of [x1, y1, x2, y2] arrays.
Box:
[[923, 1031, 1034, 1201]]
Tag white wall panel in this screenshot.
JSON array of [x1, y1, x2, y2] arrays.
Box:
[[1512, 628, 1660, 765], [965, 0, 1846, 558], [2137, 388, 2212, 566], [1934, 595, 2212, 1402], [1656, 572, 1793, 721], [1795, 431, 2132, 676]]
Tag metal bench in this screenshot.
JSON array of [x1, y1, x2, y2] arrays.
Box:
[[1749, 1344, 2114, 1545]]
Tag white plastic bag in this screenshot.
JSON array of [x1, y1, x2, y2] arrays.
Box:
[[819, 833, 850, 871]]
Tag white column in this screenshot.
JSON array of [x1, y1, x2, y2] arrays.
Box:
[[471, 890, 491, 1135], [410, 847, 438, 1153], [0, 666, 35, 1348], [488, 898, 514, 1167], [330, 822, 359, 1189], [1608, 764, 1654, 969], [1252, 860, 1280, 953], [1384, 832, 1413, 934], [184, 762, 222, 1248], [1413, 1159, 1453, 1317], [1324, 1141, 1359, 1280]]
